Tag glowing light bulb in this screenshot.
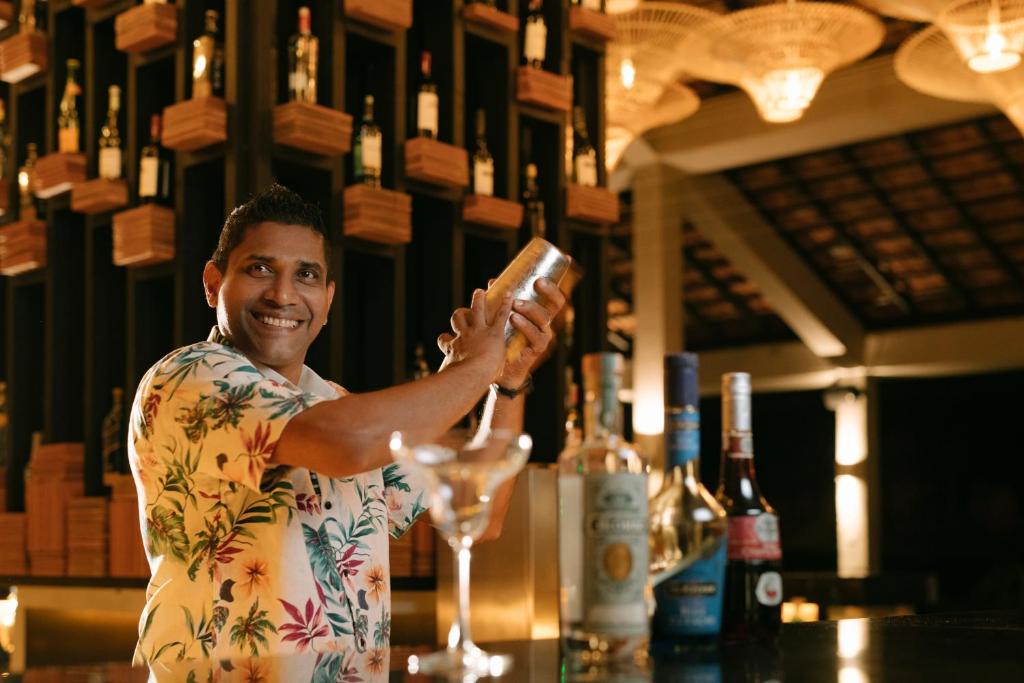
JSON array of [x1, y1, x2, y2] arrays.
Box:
[[620, 58, 636, 90], [968, 24, 1021, 72]]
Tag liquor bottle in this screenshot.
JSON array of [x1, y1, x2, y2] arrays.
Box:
[[353, 95, 382, 188], [471, 108, 493, 197], [139, 114, 172, 204], [572, 106, 598, 188], [18, 0, 37, 33], [716, 372, 783, 642], [523, 0, 547, 70], [98, 85, 122, 180], [412, 343, 430, 380], [558, 352, 650, 662], [101, 387, 124, 475], [192, 9, 224, 99], [19, 143, 38, 219], [288, 6, 318, 104], [416, 51, 439, 139], [58, 59, 81, 153], [523, 163, 545, 237], [563, 365, 581, 448], [649, 353, 728, 643]]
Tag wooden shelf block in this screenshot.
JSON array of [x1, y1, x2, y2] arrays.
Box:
[[162, 96, 227, 152], [35, 152, 87, 199], [0, 218, 46, 276], [71, 178, 129, 215], [343, 184, 412, 245], [272, 101, 352, 156], [344, 0, 412, 31], [112, 204, 175, 267], [404, 137, 469, 189], [566, 183, 620, 224], [463, 3, 519, 34], [0, 31, 47, 84], [0, 2, 13, 31], [568, 6, 617, 42], [516, 67, 573, 113], [114, 2, 177, 54], [462, 194, 523, 231]]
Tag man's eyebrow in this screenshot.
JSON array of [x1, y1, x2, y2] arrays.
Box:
[[243, 253, 277, 263], [297, 260, 324, 273]]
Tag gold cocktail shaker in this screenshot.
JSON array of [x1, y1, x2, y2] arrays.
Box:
[[485, 237, 581, 361]]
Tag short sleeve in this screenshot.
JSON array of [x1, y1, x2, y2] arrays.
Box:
[[381, 462, 430, 539], [136, 344, 328, 494]]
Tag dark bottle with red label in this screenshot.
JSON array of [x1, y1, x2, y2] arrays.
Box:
[[715, 372, 783, 642]]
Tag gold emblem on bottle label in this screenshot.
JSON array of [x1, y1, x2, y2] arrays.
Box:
[[603, 543, 633, 581]]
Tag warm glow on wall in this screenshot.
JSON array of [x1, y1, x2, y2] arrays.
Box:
[[836, 474, 870, 578], [0, 588, 18, 654], [835, 392, 867, 466]]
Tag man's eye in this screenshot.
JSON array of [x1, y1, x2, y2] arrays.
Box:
[[249, 263, 271, 274], [298, 270, 319, 280]]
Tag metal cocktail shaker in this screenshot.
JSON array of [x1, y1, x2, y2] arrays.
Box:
[[485, 237, 580, 362]]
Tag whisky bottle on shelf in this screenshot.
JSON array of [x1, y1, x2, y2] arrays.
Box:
[[572, 106, 598, 188], [471, 108, 493, 197], [101, 387, 125, 477], [523, 0, 547, 69], [98, 85, 122, 180], [19, 143, 38, 219], [417, 51, 439, 139], [523, 162, 545, 237], [18, 0, 37, 33], [353, 94, 382, 188], [192, 9, 224, 99], [649, 353, 728, 644], [558, 352, 650, 662], [139, 114, 172, 204], [58, 59, 81, 153], [288, 6, 318, 104], [716, 372, 784, 642]]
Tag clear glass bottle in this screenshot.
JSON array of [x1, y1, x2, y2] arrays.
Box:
[[649, 353, 728, 644], [353, 94, 382, 187], [471, 108, 493, 197], [99, 85, 122, 180], [523, 0, 547, 69], [558, 352, 650, 664], [19, 142, 38, 219], [522, 162, 545, 237], [416, 51, 439, 139], [572, 106, 598, 188], [58, 59, 81, 153], [288, 6, 318, 104], [192, 9, 224, 99], [715, 372, 784, 642], [101, 387, 124, 475], [139, 114, 172, 204]]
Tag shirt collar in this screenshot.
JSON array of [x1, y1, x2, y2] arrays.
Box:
[[206, 326, 337, 399]]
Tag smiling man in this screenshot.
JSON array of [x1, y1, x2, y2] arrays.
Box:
[[129, 185, 564, 665]]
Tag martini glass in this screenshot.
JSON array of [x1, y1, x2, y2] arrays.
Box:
[[389, 428, 533, 678]]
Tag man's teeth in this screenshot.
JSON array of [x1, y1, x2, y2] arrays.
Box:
[[257, 314, 300, 329]]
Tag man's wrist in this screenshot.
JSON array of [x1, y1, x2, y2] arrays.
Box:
[[492, 375, 533, 399]]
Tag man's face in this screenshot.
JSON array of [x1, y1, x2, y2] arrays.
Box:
[[203, 222, 335, 382]]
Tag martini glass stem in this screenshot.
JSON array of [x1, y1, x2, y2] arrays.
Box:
[[448, 534, 476, 655]]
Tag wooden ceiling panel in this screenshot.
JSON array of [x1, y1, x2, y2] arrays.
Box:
[[906, 207, 962, 233], [914, 124, 987, 156], [811, 175, 870, 200], [929, 150, 1001, 179], [967, 196, 1024, 223], [778, 205, 827, 230], [757, 185, 809, 210], [794, 151, 852, 179], [985, 223, 1024, 244], [887, 185, 946, 211], [873, 162, 930, 189], [852, 138, 913, 167], [949, 172, 1017, 203], [923, 230, 978, 250]]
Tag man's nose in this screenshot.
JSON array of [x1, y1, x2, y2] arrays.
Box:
[[263, 275, 297, 305]]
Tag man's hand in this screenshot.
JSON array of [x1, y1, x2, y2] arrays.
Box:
[[436, 288, 513, 382], [495, 278, 567, 389]]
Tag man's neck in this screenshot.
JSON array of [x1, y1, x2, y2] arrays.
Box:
[[208, 325, 303, 386]]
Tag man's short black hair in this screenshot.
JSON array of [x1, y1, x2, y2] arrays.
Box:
[[211, 183, 332, 278]]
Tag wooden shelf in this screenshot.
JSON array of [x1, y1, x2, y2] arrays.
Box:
[[516, 66, 573, 113], [568, 6, 616, 42], [0, 218, 46, 276], [272, 101, 352, 157], [114, 2, 177, 54], [463, 3, 519, 35], [345, 0, 412, 32], [70, 178, 129, 215], [112, 204, 175, 267], [463, 194, 523, 231], [404, 137, 469, 189], [0, 31, 47, 84], [162, 97, 228, 152], [566, 183, 620, 224], [35, 152, 87, 199], [343, 184, 412, 245]]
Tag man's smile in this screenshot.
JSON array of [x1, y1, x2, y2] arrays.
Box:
[[251, 310, 304, 330]]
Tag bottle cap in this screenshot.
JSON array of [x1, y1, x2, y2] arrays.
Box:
[[665, 352, 699, 408], [525, 163, 537, 179], [108, 85, 120, 109], [722, 372, 752, 433]]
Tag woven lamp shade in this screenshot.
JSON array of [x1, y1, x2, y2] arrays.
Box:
[[605, 79, 700, 168], [610, 1, 722, 85], [856, 0, 949, 22], [937, 0, 1024, 74], [606, 0, 641, 14], [677, 1, 885, 123]]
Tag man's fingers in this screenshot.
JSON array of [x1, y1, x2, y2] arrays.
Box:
[[511, 311, 550, 352], [470, 288, 487, 326], [490, 292, 514, 328], [437, 332, 455, 353], [535, 278, 567, 317], [511, 299, 552, 331], [450, 308, 470, 333]]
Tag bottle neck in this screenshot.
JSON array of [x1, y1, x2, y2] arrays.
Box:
[[718, 427, 763, 501], [665, 405, 700, 478], [583, 383, 623, 441]]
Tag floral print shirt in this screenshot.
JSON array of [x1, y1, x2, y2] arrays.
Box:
[[129, 328, 427, 665]]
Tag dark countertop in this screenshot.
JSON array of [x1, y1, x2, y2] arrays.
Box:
[[6, 611, 1024, 681]]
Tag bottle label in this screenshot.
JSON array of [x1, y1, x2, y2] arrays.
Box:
[[558, 473, 584, 625], [362, 133, 382, 172], [653, 538, 727, 637], [666, 412, 699, 468], [725, 434, 754, 459], [289, 71, 308, 99], [99, 148, 121, 180], [524, 21, 547, 64], [755, 570, 783, 607], [574, 154, 597, 187], [139, 157, 158, 198], [417, 91, 439, 136], [473, 158, 494, 196], [583, 472, 649, 636], [59, 127, 79, 154], [727, 513, 782, 561]]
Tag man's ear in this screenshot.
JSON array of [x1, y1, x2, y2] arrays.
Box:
[[202, 261, 222, 309], [325, 279, 336, 320]]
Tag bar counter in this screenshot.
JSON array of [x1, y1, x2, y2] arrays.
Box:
[[7, 611, 1023, 681]]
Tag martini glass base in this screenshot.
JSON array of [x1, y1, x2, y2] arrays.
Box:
[[409, 644, 513, 677]]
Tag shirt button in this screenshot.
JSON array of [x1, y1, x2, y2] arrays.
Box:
[[324, 501, 333, 510]]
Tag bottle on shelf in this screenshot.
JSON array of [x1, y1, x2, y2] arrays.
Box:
[[471, 108, 494, 197], [58, 58, 81, 154], [416, 51, 439, 139], [192, 9, 224, 99], [98, 85, 122, 180], [353, 94, 382, 188], [572, 106, 598, 188], [288, 6, 318, 104], [523, 0, 547, 70], [139, 114, 172, 204], [715, 372, 784, 642], [558, 352, 650, 663], [102, 387, 125, 476], [19, 142, 38, 219], [523, 162, 545, 237], [18, 0, 36, 33], [649, 353, 728, 645], [412, 343, 430, 380]]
